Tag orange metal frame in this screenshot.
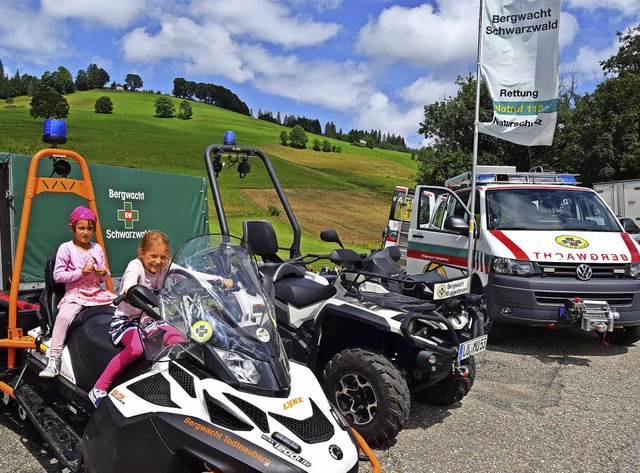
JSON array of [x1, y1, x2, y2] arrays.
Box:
[[0, 148, 114, 398]]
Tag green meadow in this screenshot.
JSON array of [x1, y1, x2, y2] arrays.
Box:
[[0, 90, 418, 255]]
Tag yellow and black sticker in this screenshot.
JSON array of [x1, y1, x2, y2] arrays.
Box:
[[191, 320, 213, 343]]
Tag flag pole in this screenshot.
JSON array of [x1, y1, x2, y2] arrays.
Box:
[[466, 0, 484, 279]]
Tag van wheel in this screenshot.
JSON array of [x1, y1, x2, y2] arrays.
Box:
[[485, 317, 510, 343], [323, 348, 410, 446], [413, 356, 477, 406], [605, 326, 640, 346]]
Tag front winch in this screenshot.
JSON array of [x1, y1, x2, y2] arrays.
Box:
[[559, 298, 619, 332]]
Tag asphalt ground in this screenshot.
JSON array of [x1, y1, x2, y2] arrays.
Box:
[[2, 324, 639, 473]]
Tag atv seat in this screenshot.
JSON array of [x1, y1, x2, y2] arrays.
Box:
[[271, 264, 337, 309], [242, 220, 285, 264], [242, 220, 337, 324]]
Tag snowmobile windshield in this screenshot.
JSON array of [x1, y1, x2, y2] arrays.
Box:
[[158, 234, 290, 392]]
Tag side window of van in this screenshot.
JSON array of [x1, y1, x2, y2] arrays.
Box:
[[417, 191, 433, 229], [425, 189, 471, 232]]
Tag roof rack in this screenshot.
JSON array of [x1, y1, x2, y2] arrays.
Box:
[[444, 165, 579, 189]]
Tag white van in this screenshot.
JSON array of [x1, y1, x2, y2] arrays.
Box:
[[383, 166, 640, 344]]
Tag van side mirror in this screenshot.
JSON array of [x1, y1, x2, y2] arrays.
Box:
[[620, 217, 640, 233], [444, 215, 470, 235]]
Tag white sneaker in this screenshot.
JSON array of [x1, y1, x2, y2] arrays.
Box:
[[39, 356, 61, 378], [89, 387, 107, 407]]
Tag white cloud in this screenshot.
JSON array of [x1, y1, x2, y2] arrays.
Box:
[[562, 42, 618, 86], [189, 0, 340, 47], [239, 44, 374, 110], [121, 16, 254, 82], [353, 92, 424, 146], [565, 0, 640, 16], [0, 2, 70, 60], [40, 0, 148, 29], [558, 12, 579, 48], [399, 76, 459, 105], [355, 1, 478, 67]]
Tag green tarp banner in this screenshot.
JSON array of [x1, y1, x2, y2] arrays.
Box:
[[4, 153, 208, 284]]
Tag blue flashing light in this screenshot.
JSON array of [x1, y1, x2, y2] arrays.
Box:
[[223, 130, 236, 145], [42, 119, 67, 145], [476, 174, 495, 184], [558, 174, 577, 184]]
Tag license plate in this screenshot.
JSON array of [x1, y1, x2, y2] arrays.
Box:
[[457, 334, 488, 361]]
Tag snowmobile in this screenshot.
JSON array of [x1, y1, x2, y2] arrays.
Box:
[[0, 132, 379, 472], [204, 139, 487, 446]]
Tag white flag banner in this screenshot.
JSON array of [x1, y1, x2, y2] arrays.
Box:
[[478, 0, 562, 146]]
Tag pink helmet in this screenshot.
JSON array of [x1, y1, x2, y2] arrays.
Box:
[[69, 206, 97, 224]]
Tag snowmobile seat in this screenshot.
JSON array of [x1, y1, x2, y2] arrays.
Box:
[[39, 254, 113, 337], [66, 304, 121, 392], [39, 254, 68, 334]]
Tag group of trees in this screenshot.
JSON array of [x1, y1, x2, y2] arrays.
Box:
[[0, 58, 147, 119], [278, 125, 342, 153], [258, 107, 410, 153], [154, 96, 193, 120], [172, 77, 250, 116], [416, 22, 640, 187]]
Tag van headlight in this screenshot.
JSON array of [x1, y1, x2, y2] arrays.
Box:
[[630, 262, 640, 279], [492, 257, 534, 277]]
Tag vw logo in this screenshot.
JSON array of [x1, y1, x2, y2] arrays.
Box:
[[576, 264, 593, 281], [328, 444, 343, 460]]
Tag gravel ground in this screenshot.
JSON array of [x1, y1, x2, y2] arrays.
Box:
[[2, 325, 639, 473]]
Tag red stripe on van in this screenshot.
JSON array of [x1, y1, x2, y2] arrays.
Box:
[[621, 233, 640, 262], [488, 230, 529, 260]]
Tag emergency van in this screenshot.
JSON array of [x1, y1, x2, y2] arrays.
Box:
[[382, 166, 640, 344]]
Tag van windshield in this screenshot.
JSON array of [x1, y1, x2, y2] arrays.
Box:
[[486, 188, 621, 231]]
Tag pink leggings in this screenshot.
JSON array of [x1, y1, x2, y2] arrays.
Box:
[[49, 302, 83, 358], [94, 324, 185, 391]]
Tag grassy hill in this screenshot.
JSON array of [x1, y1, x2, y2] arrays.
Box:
[[0, 90, 418, 254]]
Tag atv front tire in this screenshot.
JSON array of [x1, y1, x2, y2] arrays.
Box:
[[323, 348, 410, 446], [412, 355, 477, 406]]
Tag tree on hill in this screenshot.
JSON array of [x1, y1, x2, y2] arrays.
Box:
[[154, 96, 175, 118], [30, 89, 69, 119], [177, 100, 192, 120], [76, 63, 110, 90], [75, 69, 90, 91], [125, 73, 143, 91], [279, 130, 288, 146], [0, 58, 5, 79], [87, 63, 110, 88], [95, 96, 113, 114], [41, 66, 75, 94], [289, 125, 308, 149]]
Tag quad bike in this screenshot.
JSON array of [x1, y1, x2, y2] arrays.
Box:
[[204, 141, 487, 446], [0, 139, 379, 472]]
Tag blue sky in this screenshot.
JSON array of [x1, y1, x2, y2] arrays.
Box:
[[1, 0, 639, 147]]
